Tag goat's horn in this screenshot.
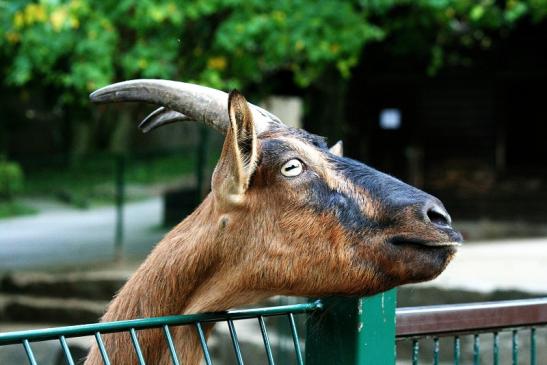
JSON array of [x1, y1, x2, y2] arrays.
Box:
[[90, 79, 284, 134], [138, 107, 191, 133]]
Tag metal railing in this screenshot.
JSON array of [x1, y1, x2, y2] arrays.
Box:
[[0, 301, 322, 365], [1, 294, 546, 365], [396, 298, 547, 365]]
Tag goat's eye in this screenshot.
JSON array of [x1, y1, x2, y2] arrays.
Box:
[[281, 159, 303, 177]]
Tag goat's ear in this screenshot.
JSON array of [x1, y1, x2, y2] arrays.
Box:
[[212, 90, 258, 206], [329, 140, 344, 157]]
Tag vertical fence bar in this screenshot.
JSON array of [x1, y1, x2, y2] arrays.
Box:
[[258, 316, 275, 365], [273, 299, 290, 365], [512, 330, 519, 365], [162, 325, 180, 365], [22, 339, 37, 365], [94, 332, 111, 365], [472, 334, 480, 365], [493, 332, 499, 365], [433, 338, 440, 365], [453, 336, 460, 365], [195, 322, 213, 365], [130, 328, 146, 365], [59, 335, 75, 365], [288, 313, 303, 365], [530, 328, 536, 365], [306, 289, 397, 365], [114, 154, 125, 261], [227, 320, 245, 365], [412, 340, 419, 365]]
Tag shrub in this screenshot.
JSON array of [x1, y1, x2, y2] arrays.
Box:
[[0, 157, 24, 200]]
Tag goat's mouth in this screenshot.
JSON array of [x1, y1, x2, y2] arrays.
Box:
[[380, 235, 460, 285], [389, 236, 462, 250]]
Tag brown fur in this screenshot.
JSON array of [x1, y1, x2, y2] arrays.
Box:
[[85, 93, 458, 364]]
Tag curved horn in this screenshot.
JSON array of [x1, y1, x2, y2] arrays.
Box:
[[138, 107, 191, 133], [90, 79, 284, 134]]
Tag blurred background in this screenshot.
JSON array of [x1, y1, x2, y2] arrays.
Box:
[[0, 0, 546, 363]]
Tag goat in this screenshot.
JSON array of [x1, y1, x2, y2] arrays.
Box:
[[85, 80, 462, 364]]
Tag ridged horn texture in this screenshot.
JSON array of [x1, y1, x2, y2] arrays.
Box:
[[89, 79, 284, 134]]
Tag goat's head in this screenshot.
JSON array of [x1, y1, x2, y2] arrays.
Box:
[[91, 80, 462, 298]]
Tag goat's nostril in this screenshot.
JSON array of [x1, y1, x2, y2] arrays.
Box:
[[426, 204, 452, 227]]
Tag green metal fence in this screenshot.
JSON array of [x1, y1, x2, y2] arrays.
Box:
[[0, 292, 545, 364], [396, 298, 547, 365], [0, 301, 321, 365]]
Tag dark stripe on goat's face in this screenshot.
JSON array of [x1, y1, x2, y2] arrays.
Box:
[[257, 129, 438, 237], [258, 133, 382, 234], [330, 155, 434, 223], [305, 177, 380, 233]]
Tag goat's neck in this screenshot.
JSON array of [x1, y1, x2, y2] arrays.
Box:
[[94, 195, 263, 364]]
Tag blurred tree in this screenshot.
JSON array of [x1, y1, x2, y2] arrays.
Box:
[[1, 0, 545, 150], [0, 0, 383, 100], [3, 0, 545, 93]]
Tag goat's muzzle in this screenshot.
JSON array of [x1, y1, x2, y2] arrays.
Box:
[[386, 194, 463, 267]]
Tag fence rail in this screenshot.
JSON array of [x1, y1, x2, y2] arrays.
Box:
[[396, 298, 547, 365], [396, 297, 547, 337], [0, 301, 321, 365], [1, 295, 546, 364]]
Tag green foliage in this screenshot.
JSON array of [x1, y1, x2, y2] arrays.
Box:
[[214, 1, 384, 86], [0, 157, 24, 200], [0, 201, 37, 219], [1, 0, 545, 104], [362, 0, 547, 74], [0, 0, 386, 96], [420, 0, 547, 74]]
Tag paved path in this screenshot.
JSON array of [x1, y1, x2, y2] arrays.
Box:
[[414, 237, 547, 293], [0, 198, 166, 270]]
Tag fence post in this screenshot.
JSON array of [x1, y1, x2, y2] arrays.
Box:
[[305, 289, 397, 365], [114, 154, 125, 261]]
